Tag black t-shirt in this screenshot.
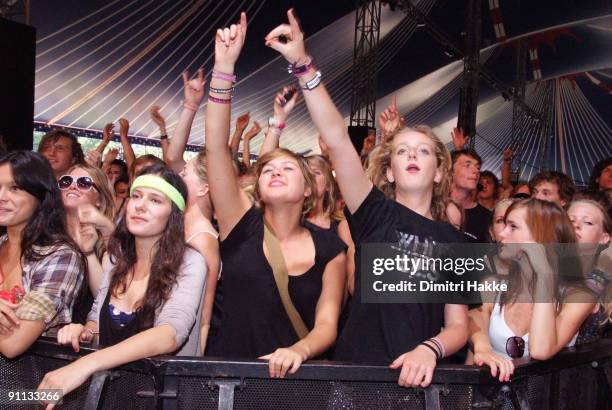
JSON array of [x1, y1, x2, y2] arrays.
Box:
[[206, 207, 346, 359], [463, 203, 492, 243], [333, 187, 468, 364]]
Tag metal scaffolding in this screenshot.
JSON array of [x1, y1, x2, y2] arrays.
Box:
[[349, 0, 382, 129], [458, 0, 481, 146]]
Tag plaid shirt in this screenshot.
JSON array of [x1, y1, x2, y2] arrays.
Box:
[[1, 235, 84, 335]]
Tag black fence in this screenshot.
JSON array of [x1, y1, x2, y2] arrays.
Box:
[[1, 337, 612, 410]]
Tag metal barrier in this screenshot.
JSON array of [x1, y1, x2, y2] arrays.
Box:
[[1, 337, 611, 410]]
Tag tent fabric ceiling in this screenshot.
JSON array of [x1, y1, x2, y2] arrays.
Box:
[[30, 0, 611, 181]]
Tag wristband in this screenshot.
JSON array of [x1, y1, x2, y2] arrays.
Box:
[[268, 127, 282, 136], [208, 95, 232, 104], [159, 134, 168, 140], [429, 337, 446, 358], [209, 86, 235, 94], [183, 102, 199, 112], [212, 70, 237, 83], [288, 56, 314, 77], [268, 117, 286, 130], [300, 70, 322, 91], [419, 342, 440, 360]]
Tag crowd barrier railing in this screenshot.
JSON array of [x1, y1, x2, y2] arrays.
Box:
[[1, 337, 611, 409]]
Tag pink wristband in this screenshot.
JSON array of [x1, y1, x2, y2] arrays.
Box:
[[208, 95, 232, 104], [212, 70, 237, 83]]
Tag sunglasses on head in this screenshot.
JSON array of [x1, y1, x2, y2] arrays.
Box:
[[506, 336, 526, 359], [58, 175, 99, 192]]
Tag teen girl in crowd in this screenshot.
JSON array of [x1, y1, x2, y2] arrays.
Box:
[[265, 10, 470, 388], [258, 86, 356, 297], [0, 151, 85, 358], [204, 13, 347, 378], [38, 165, 206, 397], [567, 199, 611, 344], [468, 199, 597, 381], [59, 164, 115, 296], [162, 68, 221, 352], [305, 155, 355, 296]]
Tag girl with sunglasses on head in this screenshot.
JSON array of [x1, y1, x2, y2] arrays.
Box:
[[0, 151, 85, 358], [468, 199, 598, 381], [38, 164, 206, 398], [265, 10, 470, 388], [59, 165, 115, 298], [204, 13, 346, 378]]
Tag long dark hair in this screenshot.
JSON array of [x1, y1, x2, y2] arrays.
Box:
[[0, 151, 85, 267], [107, 164, 188, 329]]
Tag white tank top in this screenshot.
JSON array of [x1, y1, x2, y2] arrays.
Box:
[[489, 301, 577, 359]]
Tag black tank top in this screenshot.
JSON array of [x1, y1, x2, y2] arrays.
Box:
[[99, 290, 143, 346], [206, 207, 346, 359]]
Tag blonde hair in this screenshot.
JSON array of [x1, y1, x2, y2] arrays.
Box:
[[67, 163, 116, 258], [307, 155, 343, 221], [253, 148, 318, 217], [366, 125, 451, 221], [569, 199, 612, 236], [67, 164, 115, 221], [193, 150, 209, 182]]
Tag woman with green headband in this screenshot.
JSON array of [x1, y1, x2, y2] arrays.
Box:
[[38, 165, 206, 398]]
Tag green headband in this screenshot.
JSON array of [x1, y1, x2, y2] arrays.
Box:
[[130, 175, 185, 212]]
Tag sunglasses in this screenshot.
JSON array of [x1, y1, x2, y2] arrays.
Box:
[[506, 336, 526, 359], [58, 175, 99, 192]]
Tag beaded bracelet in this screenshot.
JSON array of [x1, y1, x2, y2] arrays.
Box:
[[209, 86, 235, 94], [268, 117, 286, 130], [212, 70, 236, 83], [268, 127, 282, 136], [208, 95, 232, 104]]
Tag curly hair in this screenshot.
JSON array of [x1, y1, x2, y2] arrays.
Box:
[[252, 148, 318, 218], [37, 129, 85, 165], [107, 164, 187, 330], [366, 125, 452, 221]]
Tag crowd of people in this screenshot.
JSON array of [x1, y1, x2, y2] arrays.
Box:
[[0, 9, 611, 402]]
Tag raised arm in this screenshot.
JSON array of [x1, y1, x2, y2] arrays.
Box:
[[229, 112, 250, 153], [451, 127, 468, 151], [378, 96, 404, 142], [241, 121, 261, 169], [265, 9, 371, 214], [150, 106, 170, 163], [118, 119, 135, 171], [166, 70, 206, 172], [501, 148, 513, 190], [205, 12, 252, 239], [95, 123, 114, 155], [85, 123, 114, 168], [259, 85, 299, 156]]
